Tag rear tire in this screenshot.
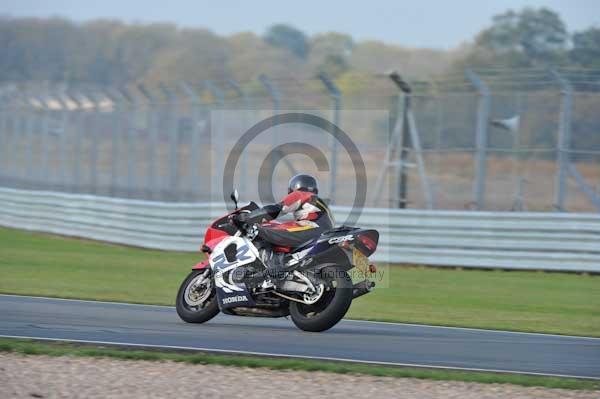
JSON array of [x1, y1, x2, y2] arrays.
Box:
[[176, 269, 220, 323], [289, 267, 353, 332]]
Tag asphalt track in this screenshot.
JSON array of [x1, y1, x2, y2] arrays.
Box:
[[1, 294, 599, 379]]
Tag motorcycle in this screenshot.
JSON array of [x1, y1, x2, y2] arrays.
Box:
[[176, 190, 379, 332]]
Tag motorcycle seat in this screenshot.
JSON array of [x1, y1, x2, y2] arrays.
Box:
[[257, 223, 322, 249]]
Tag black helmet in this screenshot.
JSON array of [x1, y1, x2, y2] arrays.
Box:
[[288, 174, 318, 194]]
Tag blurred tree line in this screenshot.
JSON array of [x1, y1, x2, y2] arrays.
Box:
[[0, 7, 599, 87], [0, 16, 458, 86]]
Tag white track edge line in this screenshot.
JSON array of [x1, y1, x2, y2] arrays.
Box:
[[343, 319, 600, 341], [1, 293, 599, 341], [1, 334, 598, 381], [0, 294, 172, 309]]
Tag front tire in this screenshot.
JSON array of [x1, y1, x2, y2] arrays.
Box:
[[289, 267, 353, 332], [176, 269, 220, 323]]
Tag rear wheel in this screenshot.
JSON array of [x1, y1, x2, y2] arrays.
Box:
[[289, 267, 353, 332], [176, 269, 219, 323]]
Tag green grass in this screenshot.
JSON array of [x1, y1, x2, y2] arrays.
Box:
[[0, 227, 198, 304], [1, 227, 599, 337], [347, 265, 600, 337], [0, 338, 597, 391]]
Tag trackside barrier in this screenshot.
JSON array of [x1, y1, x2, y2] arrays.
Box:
[[0, 187, 599, 272]]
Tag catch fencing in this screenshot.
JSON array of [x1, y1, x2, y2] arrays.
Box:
[[1, 187, 598, 272], [0, 68, 599, 212]]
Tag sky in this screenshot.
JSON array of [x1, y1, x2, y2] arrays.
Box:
[[2, 0, 599, 49]]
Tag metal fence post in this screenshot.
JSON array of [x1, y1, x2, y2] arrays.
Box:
[[551, 69, 572, 211], [103, 89, 123, 197], [52, 93, 70, 191], [178, 82, 202, 201], [430, 78, 445, 177], [407, 103, 434, 209], [465, 69, 490, 210], [118, 88, 138, 198], [205, 80, 225, 201], [10, 95, 25, 182], [85, 91, 102, 195], [318, 72, 341, 204], [0, 95, 6, 181], [258, 74, 281, 114], [0, 94, 15, 182], [258, 74, 281, 154], [23, 95, 36, 186], [226, 79, 250, 195], [138, 84, 158, 200], [373, 76, 409, 208], [389, 72, 433, 209], [395, 80, 411, 208], [66, 91, 84, 193], [159, 83, 180, 201], [258, 74, 297, 191], [37, 94, 52, 187], [1, 91, 19, 185]]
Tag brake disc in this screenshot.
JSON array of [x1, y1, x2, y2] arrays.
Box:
[[303, 283, 325, 305], [184, 272, 212, 306]]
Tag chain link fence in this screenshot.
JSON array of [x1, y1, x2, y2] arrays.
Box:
[[0, 68, 599, 212]]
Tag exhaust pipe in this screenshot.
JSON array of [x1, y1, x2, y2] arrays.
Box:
[[352, 280, 375, 299]]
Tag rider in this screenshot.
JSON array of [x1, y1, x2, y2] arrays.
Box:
[[233, 174, 334, 272]]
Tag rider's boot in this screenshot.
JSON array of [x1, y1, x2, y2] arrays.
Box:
[[257, 249, 288, 289]]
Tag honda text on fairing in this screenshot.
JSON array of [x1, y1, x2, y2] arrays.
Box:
[[176, 190, 379, 332]]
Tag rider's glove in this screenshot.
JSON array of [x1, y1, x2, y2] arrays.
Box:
[[230, 212, 250, 231]]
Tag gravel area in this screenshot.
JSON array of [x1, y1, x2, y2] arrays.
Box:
[[0, 353, 598, 399]]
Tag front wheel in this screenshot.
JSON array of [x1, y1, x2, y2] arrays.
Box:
[[176, 269, 220, 323], [289, 267, 353, 332]]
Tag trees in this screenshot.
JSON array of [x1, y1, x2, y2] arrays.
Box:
[[227, 32, 303, 82], [570, 28, 600, 67], [263, 24, 309, 59], [142, 28, 228, 85], [0, 17, 80, 81], [308, 32, 353, 78], [0, 10, 599, 89], [0, 17, 178, 85], [469, 7, 568, 67], [350, 40, 454, 77]]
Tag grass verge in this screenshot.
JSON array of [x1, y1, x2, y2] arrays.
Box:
[[1, 227, 599, 336], [0, 338, 597, 391]]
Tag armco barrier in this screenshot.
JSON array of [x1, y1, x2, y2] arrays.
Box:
[[1, 187, 599, 272]]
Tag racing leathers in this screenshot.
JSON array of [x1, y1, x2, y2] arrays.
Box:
[[234, 190, 334, 273]]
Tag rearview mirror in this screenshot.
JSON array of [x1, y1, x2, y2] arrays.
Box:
[[230, 189, 239, 209]]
